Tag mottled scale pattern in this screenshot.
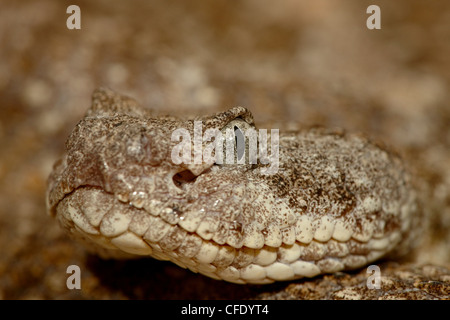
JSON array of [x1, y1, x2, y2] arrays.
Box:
[[46, 88, 421, 284]]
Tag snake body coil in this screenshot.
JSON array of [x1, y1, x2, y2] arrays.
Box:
[[46, 88, 420, 284]]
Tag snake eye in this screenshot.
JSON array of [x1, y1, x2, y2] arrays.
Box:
[[219, 118, 257, 166], [234, 125, 245, 161]]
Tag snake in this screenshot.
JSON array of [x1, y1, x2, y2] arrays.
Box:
[[46, 87, 420, 284]]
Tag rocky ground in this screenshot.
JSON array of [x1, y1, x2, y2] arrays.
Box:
[[0, 0, 448, 299]]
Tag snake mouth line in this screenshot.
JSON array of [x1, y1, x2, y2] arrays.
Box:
[[52, 184, 405, 284], [60, 185, 399, 249]]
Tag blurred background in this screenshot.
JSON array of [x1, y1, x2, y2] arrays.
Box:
[[0, 0, 449, 299]]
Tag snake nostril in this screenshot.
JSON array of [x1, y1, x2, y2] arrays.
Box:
[[172, 170, 197, 190]]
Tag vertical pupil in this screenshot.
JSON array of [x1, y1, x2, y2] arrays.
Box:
[[234, 125, 245, 161]]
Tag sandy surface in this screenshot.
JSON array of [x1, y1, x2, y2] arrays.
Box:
[[0, 0, 449, 299]]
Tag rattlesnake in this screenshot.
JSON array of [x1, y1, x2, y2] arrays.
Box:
[[46, 88, 420, 284]]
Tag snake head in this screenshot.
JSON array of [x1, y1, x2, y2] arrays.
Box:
[[46, 88, 271, 248], [47, 87, 255, 203], [46, 88, 420, 284]]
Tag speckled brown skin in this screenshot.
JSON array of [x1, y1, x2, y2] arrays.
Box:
[[46, 88, 420, 284]]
